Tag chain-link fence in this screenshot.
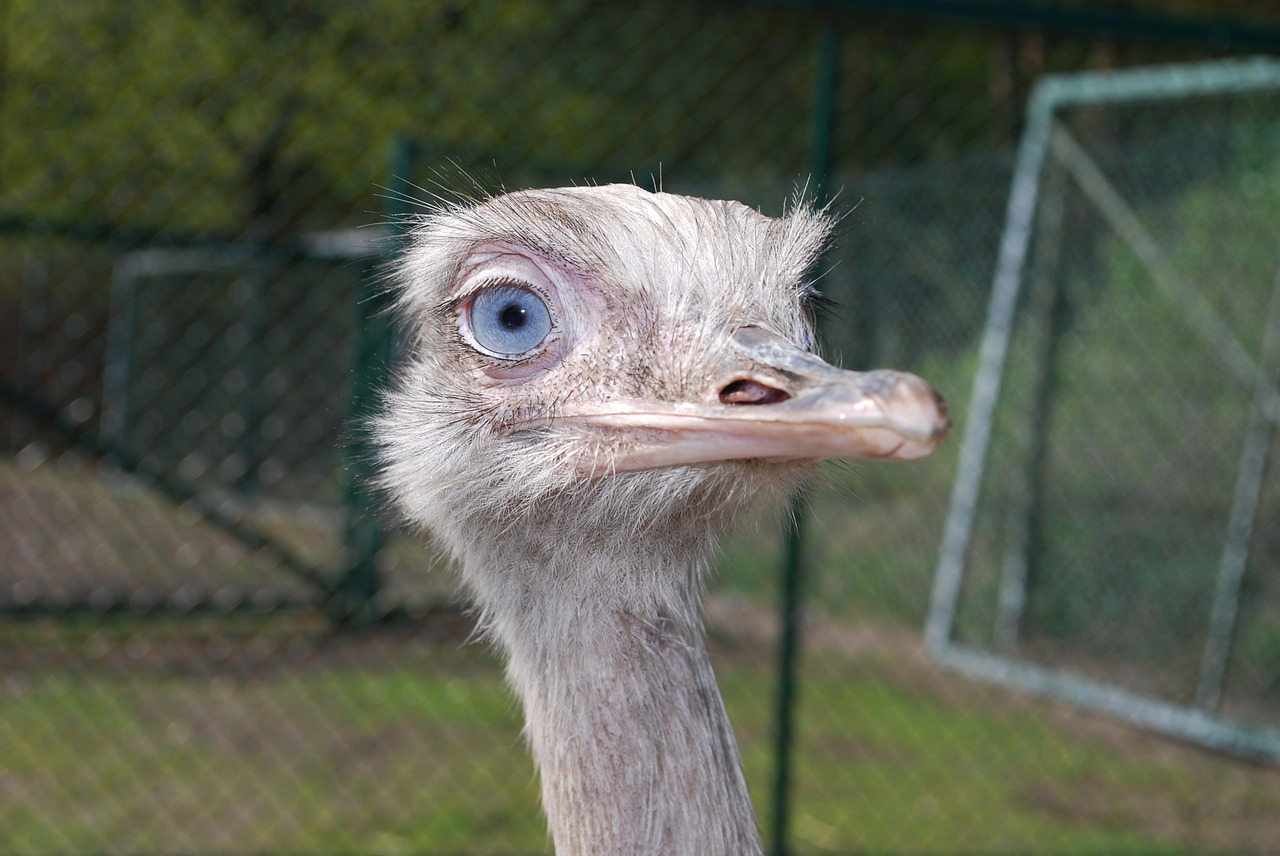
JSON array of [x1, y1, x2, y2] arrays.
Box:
[[3, 2, 1280, 854], [930, 58, 1280, 762]]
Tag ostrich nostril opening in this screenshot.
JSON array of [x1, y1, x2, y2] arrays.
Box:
[[719, 378, 791, 406]]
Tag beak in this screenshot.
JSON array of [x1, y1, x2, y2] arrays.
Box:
[[556, 326, 950, 475]]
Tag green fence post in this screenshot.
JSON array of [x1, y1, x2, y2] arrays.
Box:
[[234, 270, 267, 496], [332, 138, 415, 626], [769, 20, 840, 856]]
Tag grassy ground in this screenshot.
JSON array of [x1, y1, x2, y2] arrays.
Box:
[[4, 446, 1280, 854], [3, 611, 1279, 855]]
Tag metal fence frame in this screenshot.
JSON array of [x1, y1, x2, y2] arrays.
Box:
[[927, 55, 1280, 765], [1, 217, 397, 622]]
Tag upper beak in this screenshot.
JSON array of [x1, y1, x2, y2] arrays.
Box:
[[556, 325, 950, 475]]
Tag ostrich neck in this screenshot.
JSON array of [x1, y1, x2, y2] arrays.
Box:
[[462, 534, 763, 856]]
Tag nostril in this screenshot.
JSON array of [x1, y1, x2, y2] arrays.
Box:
[[719, 378, 791, 405]]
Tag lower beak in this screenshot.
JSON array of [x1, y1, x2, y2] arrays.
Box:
[[556, 326, 949, 475]]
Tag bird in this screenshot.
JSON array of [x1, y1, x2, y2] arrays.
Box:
[[375, 183, 949, 856]]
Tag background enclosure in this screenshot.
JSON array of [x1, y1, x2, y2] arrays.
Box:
[[3, 1, 1280, 853]]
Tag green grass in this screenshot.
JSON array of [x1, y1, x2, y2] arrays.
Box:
[[1, 620, 541, 854], [4, 616, 1279, 854]]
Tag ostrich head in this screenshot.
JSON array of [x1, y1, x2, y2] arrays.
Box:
[[380, 183, 946, 553], [377, 183, 948, 855]]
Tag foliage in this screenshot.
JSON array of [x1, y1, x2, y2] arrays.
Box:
[[9, 0, 1175, 241]]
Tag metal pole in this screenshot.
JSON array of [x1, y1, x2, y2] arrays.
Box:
[[332, 137, 414, 626], [927, 77, 1058, 654], [770, 495, 807, 856], [234, 269, 266, 495], [994, 165, 1067, 652], [770, 21, 839, 856], [1196, 264, 1280, 711]]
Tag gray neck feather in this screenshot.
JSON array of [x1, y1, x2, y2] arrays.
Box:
[[459, 521, 763, 856]]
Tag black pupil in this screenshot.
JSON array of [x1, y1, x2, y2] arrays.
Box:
[[499, 302, 527, 330]]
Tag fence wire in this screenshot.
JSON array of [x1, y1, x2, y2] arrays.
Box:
[[3, 2, 1280, 854], [930, 58, 1280, 767]]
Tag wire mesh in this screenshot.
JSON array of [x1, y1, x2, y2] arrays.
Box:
[[935, 68, 1280, 750], [3, 2, 1280, 854]]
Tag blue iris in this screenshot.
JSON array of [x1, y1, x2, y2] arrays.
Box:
[[469, 284, 552, 357]]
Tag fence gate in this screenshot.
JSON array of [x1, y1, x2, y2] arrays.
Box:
[[930, 57, 1280, 764]]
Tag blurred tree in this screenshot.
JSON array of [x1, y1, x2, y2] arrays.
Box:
[[3, 0, 1276, 239]]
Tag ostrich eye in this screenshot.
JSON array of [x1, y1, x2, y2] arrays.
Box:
[[467, 283, 553, 358]]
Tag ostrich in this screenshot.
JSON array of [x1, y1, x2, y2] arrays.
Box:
[[376, 183, 948, 855]]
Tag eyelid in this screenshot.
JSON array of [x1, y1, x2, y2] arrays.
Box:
[[466, 277, 554, 307]]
